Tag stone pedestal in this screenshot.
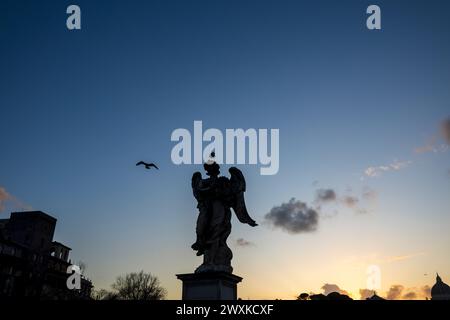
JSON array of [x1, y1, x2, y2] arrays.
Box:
[[176, 272, 242, 300]]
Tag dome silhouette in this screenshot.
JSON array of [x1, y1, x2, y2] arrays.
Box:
[[431, 273, 450, 300]]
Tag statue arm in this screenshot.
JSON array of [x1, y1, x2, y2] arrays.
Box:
[[192, 172, 215, 200]]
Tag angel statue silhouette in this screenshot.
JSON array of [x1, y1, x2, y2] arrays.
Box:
[[191, 154, 257, 273]]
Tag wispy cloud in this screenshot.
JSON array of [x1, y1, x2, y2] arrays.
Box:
[[339, 252, 426, 268], [414, 141, 448, 154], [386, 285, 404, 300], [315, 189, 337, 203], [0, 186, 31, 214], [235, 238, 255, 247], [363, 118, 450, 181], [359, 284, 430, 300], [384, 252, 425, 263], [414, 117, 450, 154], [265, 185, 378, 235], [321, 283, 350, 296], [386, 284, 430, 300], [440, 118, 450, 144], [364, 160, 412, 178], [359, 289, 375, 300], [316, 187, 376, 214], [342, 195, 358, 208], [0, 187, 10, 212], [362, 187, 377, 201]]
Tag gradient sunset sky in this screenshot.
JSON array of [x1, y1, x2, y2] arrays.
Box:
[[1, 0, 450, 299]]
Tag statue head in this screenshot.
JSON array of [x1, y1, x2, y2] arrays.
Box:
[[203, 150, 220, 177], [204, 162, 220, 177]]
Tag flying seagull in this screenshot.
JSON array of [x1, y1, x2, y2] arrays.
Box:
[[136, 161, 159, 170]]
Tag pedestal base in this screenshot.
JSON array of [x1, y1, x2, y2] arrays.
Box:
[[176, 272, 242, 300]]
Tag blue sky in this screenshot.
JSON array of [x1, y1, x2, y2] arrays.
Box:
[[1, 0, 449, 299]]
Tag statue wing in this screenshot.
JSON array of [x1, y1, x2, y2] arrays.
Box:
[[192, 171, 202, 201], [229, 167, 257, 226]]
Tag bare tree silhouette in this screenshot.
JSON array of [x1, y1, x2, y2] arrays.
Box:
[[110, 270, 166, 300]]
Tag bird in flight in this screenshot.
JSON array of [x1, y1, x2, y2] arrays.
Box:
[[136, 161, 159, 170]]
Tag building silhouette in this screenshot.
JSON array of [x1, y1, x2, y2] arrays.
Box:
[[0, 211, 92, 299], [309, 292, 353, 300], [366, 292, 385, 300], [431, 273, 450, 300]]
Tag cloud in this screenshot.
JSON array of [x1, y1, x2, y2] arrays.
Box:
[[235, 238, 254, 247], [384, 252, 425, 263], [402, 291, 417, 299], [362, 187, 377, 201], [338, 252, 426, 270], [386, 285, 404, 300], [414, 118, 450, 154], [420, 285, 431, 298], [315, 189, 337, 203], [342, 196, 359, 208], [385, 284, 431, 300], [314, 187, 375, 215], [441, 118, 450, 144], [264, 198, 319, 234], [321, 284, 349, 296], [265, 187, 376, 234], [0, 187, 12, 212], [323, 187, 374, 214], [0, 186, 30, 213], [340, 194, 370, 214], [364, 160, 412, 178], [359, 289, 375, 300], [414, 142, 448, 154]]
